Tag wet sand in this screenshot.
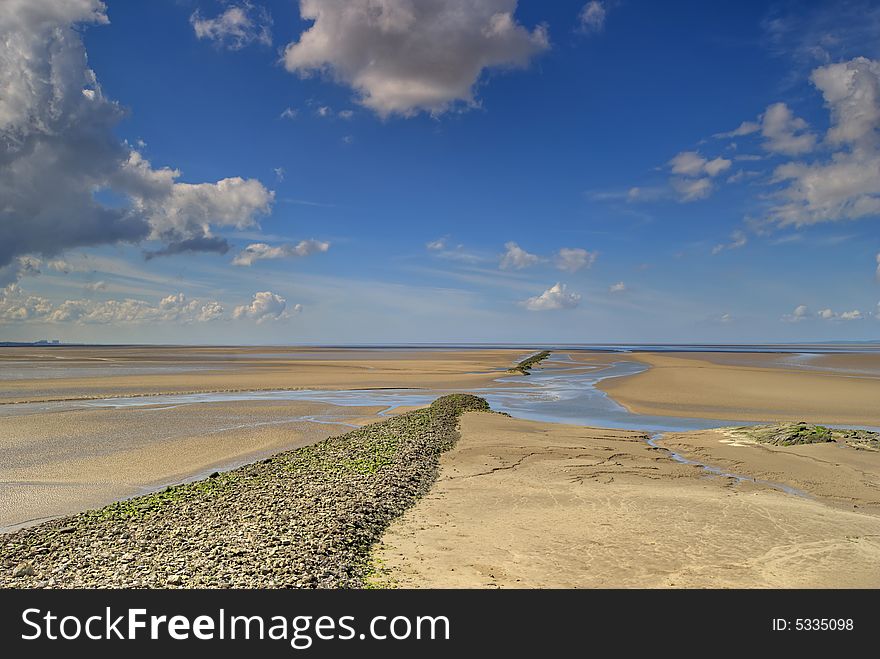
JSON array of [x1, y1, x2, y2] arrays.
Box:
[[374, 412, 880, 588], [0, 399, 383, 532], [0, 347, 519, 531], [658, 428, 880, 515], [597, 352, 880, 426], [0, 347, 513, 404]]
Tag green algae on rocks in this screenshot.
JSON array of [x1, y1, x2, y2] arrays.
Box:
[[507, 350, 551, 375], [727, 422, 880, 450], [0, 394, 490, 589]]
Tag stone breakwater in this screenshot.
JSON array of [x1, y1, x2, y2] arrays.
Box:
[[0, 394, 490, 589]]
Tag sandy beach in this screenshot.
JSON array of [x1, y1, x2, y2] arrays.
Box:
[[4, 345, 880, 588], [597, 351, 880, 426], [0, 347, 519, 531], [373, 411, 880, 588], [0, 347, 512, 404]]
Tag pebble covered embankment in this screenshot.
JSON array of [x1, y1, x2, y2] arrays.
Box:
[[0, 394, 489, 588]]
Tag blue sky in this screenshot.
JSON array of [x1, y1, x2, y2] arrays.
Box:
[[1, 0, 879, 343]]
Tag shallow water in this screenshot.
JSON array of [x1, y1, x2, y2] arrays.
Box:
[[0, 356, 746, 432]]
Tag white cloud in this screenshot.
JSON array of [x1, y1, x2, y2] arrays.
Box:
[[761, 102, 817, 155], [876, 252, 880, 279], [668, 151, 730, 201], [704, 157, 732, 177], [578, 1, 607, 34], [190, 2, 272, 50], [118, 152, 275, 259], [783, 304, 810, 322], [0, 287, 224, 325], [819, 308, 864, 321], [283, 0, 549, 117], [233, 291, 295, 323], [521, 283, 580, 311], [671, 177, 713, 202], [720, 312, 732, 323], [669, 151, 731, 177], [338, 109, 354, 119], [232, 240, 330, 266], [555, 247, 597, 273], [609, 281, 626, 293], [280, 107, 298, 120], [0, 1, 274, 278], [85, 280, 107, 292], [783, 304, 863, 322], [500, 242, 540, 269], [274, 167, 285, 181], [711, 230, 748, 255], [197, 301, 225, 322], [426, 238, 447, 251], [713, 121, 760, 139], [768, 58, 880, 227], [669, 151, 708, 176]]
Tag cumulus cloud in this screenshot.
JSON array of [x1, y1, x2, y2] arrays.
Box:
[[231, 240, 330, 266], [280, 107, 298, 120], [768, 57, 880, 227], [669, 152, 731, 177], [0, 0, 273, 280], [555, 248, 597, 273], [190, 2, 272, 50], [500, 242, 540, 269], [609, 281, 626, 293], [283, 0, 549, 117], [714, 103, 816, 155], [667, 152, 730, 201], [578, 1, 607, 34], [197, 301, 225, 322], [782, 304, 810, 322], [117, 152, 274, 258], [233, 291, 297, 323], [0, 287, 223, 325], [761, 102, 817, 155], [521, 282, 580, 311], [818, 308, 864, 321], [711, 230, 748, 255]]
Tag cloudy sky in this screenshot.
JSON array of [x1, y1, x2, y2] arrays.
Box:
[[1, 0, 879, 344]]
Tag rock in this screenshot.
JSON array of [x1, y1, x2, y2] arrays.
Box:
[[120, 552, 135, 562], [167, 575, 184, 585], [57, 526, 76, 534], [12, 562, 35, 578]]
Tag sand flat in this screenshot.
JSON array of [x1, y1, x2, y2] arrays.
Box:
[[597, 351, 880, 426], [0, 347, 522, 531], [374, 412, 880, 588], [0, 347, 515, 404], [658, 429, 880, 514], [0, 399, 379, 532]]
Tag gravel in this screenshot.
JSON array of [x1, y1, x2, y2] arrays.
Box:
[[0, 394, 490, 589]]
